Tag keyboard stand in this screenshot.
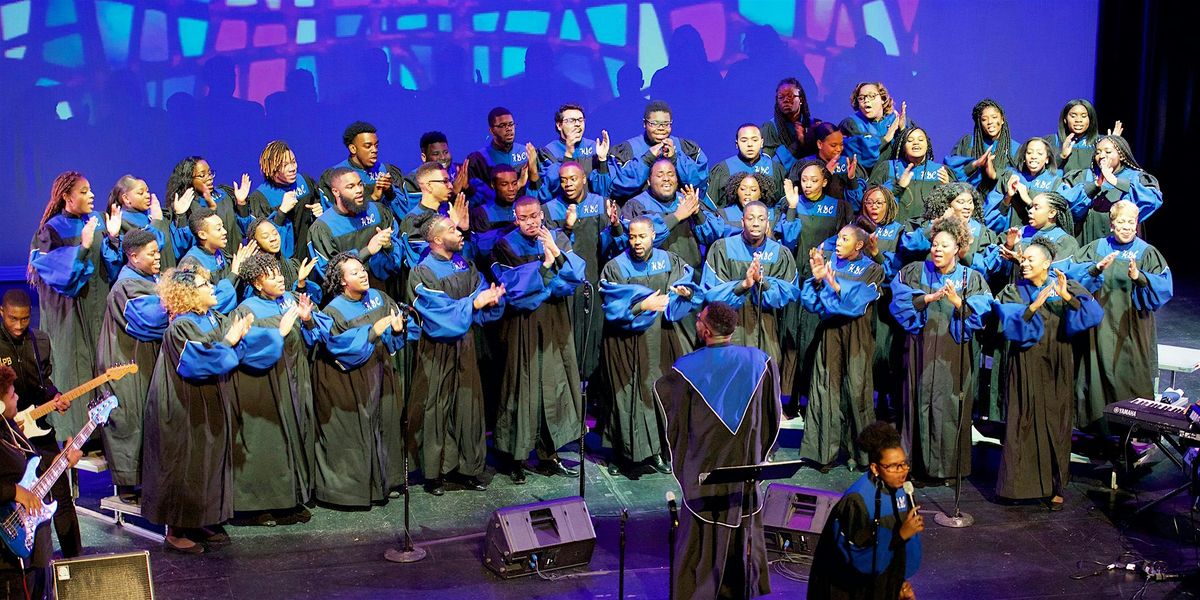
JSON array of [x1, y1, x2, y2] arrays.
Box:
[[1122, 425, 1200, 516]]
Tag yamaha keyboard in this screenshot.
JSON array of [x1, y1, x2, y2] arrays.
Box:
[[1105, 397, 1200, 442]]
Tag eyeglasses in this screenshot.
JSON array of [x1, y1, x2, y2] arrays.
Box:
[[560, 117, 585, 125], [492, 121, 516, 130], [515, 214, 542, 223], [426, 179, 452, 186], [645, 119, 672, 129], [877, 461, 911, 473], [857, 92, 881, 102], [776, 92, 802, 101], [193, 170, 215, 180]]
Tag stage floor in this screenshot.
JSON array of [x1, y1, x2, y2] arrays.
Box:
[[70, 287, 1200, 599]]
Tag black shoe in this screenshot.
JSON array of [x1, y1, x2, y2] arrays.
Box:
[[607, 462, 622, 476], [649, 455, 672, 475], [511, 465, 527, 485], [230, 512, 277, 527], [453, 475, 488, 491], [424, 479, 445, 496], [274, 507, 312, 526], [116, 485, 140, 505], [539, 459, 579, 478], [163, 536, 204, 555]]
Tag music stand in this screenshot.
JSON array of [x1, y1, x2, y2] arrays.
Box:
[[699, 460, 805, 599]]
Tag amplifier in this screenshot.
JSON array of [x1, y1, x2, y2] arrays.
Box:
[[483, 496, 596, 579], [762, 483, 841, 555], [52, 550, 154, 599]]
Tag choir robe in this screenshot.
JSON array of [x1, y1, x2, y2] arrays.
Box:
[[236, 252, 322, 306], [701, 235, 800, 367], [982, 168, 1065, 233], [238, 175, 322, 259], [170, 187, 242, 258], [897, 219, 1004, 281], [761, 115, 817, 173], [784, 195, 854, 398], [544, 193, 628, 381], [28, 211, 121, 441], [118, 208, 183, 268], [799, 255, 885, 465], [796, 153, 867, 207], [318, 159, 413, 221], [140, 311, 284, 528], [532, 138, 615, 202], [868, 159, 956, 224], [1069, 237, 1172, 430], [943, 137, 1020, 195], [654, 344, 781, 600], [311, 289, 413, 506], [807, 473, 923, 600], [711, 203, 802, 252], [1063, 166, 1163, 245], [1045, 132, 1096, 174], [609, 134, 708, 202], [466, 142, 531, 208], [838, 112, 901, 173], [96, 266, 168, 487], [490, 229, 587, 460], [599, 249, 702, 464], [993, 277, 1103, 500], [407, 252, 505, 479], [229, 292, 323, 512], [179, 245, 240, 314], [307, 201, 406, 294], [706, 154, 787, 208], [889, 262, 993, 479], [468, 198, 516, 273], [620, 190, 722, 271]]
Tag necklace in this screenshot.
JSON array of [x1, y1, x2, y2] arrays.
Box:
[[1, 418, 35, 455]]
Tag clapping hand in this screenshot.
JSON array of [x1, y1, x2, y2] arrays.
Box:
[[173, 188, 196, 215], [80, 216, 100, 249], [898, 163, 916, 188], [223, 313, 255, 346], [472, 283, 506, 309], [566, 204, 578, 229], [847, 154, 859, 179], [1095, 251, 1119, 272], [297, 257, 316, 283], [596, 130, 611, 162], [279, 190, 298, 215], [449, 192, 470, 230], [1053, 269, 1071, 302], [150, 193, 164, 221], [106, 204, 123, 239], [231, 242, 257, 276], [1128, 257, 1140, 281], [674, 185, 701, 221], [639, 290, 670, 312], [366, 226, 393, 256], [278, 306, 300, 337], [783, 179, 800, 209], [296, 293, 314, 322]]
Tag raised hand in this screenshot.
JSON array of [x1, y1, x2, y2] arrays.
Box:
[[449, 192, 470, 230], [1060, 132, 1076, 160], [1095, 251, 1118, 272], [898, 163, 915, 188], [525, 143, 540, 182], [596, 130, 611, 162], [233, 173, 252, 206], [173, 188, 196, 215], [1128, 257, 1140, 281], [279, 190, 298, 214], [516, 163, 530, 189], [366, 226, 393, 256], [864, 232, 880, 257], [808, 248, 828, 281], [1005, 226, 1021, 250], [606, 199, 621, 227], [224, 313, 255, 346], [897, 101, 908, 130], [231, 242, 257, 276], [538, 226, 561, 258], [278, 306, 300, 337], [80, 216, 99, 249], [824, 153, 839, 175], [296, 293, 314, 322], [847, 154, 859, 179], [1108, 120, 1124, 137], [640, 290, 670, 312], [782, 178, 800, 209], [936, 166, 952, 184], [106, 204, 123, 238], [565, 203, 578, 229], [297, 257, 316, 282], [1100, 158, 1118, 186], [1053, 268, 1071, 302], [452, 158, 471, 195], [150, 193, 164, 221]]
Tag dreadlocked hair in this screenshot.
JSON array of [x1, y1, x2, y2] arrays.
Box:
[[1057, 99, 1099, 146], [1016, 137, 1058, 174], [849, 82, 895, 117], [968, 99, 1014, 171], [1027, 235, 1060, 262], [1035, 191, 1074, 235], [860, 185, 899, 226], [29, 171, 89, 284], [773, 78, 812, 154], [923, 182, 982, 222], [721, 172, 775, 208], [929, 214, 972, 251], [259, 140, 295, 179], [892, 127, 933, 164], [323, 251, 360, 299], [238, 252, 281, 285], [165, 156, 204, 218], [1095, 135, 1143, 171]]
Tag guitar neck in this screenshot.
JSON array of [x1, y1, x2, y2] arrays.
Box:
[[30, 421, 96, 499], [27, 373, 111, 421]]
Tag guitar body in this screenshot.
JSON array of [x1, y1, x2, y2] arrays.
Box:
[[0, 456, 58, 559], [13, 408, 50, 439]]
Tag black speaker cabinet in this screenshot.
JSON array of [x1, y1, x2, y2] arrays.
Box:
[[762, 483, 841, 555], [52, 550, 154, 599], [484, 496, 596, 579]]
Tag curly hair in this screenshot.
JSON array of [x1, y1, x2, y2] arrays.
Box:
[[323, 251, 361, 299], [259, 140, 295, 179], [699, 302, 738, 337], [342, 121, 377, 147], [849, 81, 895, 116], [721, 171, 775, 207], [858, 421, 903, 465], [0, 364, 15, 398], [1027, 235, 1060, 262], [929, 214, 973, 251], [923, 182, 982, 221], [238, 253, 281, 285], [158, 264, 213, 317]]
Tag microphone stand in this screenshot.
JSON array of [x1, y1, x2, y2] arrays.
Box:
[[935, 268, 974, 528], [666, 500, 677, 600], [619, 509, 629, 599], [578, 280, 594, 498], [386, 308, 428, 562]]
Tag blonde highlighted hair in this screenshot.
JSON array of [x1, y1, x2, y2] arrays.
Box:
[[158, 264, 213, 317]]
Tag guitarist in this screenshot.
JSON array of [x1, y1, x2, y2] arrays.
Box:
[[0, 290, 82, 562], [0, 364, 82, 599]]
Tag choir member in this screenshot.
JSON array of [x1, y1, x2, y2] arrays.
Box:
[[534, 103, 613, 200], [1071, 201, 1172, 431], [142, 264, 287, 553], [318, 121, 411, 218], [468, 164, 522, 264], [943, 99, 1019, 194], [491, 197, 587, 483], [1047, 99, 1106, 173], [228, 254, 323, 525], [402, 162, 471, 262], [869, 127, 954, 223], [27, 171, 121, 439], [310, 252, 412, 507], [984, 137, 1066, 233], [1063, 135, 1162, 245], [307, 167, 405, 291], [599, 217, 702, 476], [807, 421, 922, 600], [165, 156, 248, 257], [609, 100, 709, 202], [106, 174, 182, 268], [993, 238, 1102, 509], [620, 158, 720, 270], [465, 108, 537, 206], [799, 226, 885, 471], [899, 183, 1003, 279], [407, 215, 506, 495], [701, 201, 800, 368], [761, 77, 818, 172], [839, 82, 906, 173], [238, 140, 323, 259], [179, 207, 254, 314], [796, 121, 864, 205], [999, 191, 1079, 267], [706, 123, 787, 208], [710, 173, 800, 250], [96, 229, 167, 503], [653, 302, 781, 600], [244, 217, 320, 304], [889, 216, 994, 484]]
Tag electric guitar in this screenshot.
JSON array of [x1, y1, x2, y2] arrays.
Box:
[[14, 363, 136, 438], [1, 395, 117, 558]]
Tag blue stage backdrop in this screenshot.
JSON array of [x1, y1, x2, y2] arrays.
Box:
[[0, 0, 1097, 270]]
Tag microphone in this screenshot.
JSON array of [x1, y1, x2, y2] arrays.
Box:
[[666, 490, 679, 528], [902, 481, 916, 511]]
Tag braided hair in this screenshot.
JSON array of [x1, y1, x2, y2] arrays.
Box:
[[1095, 135, 1143, 171], [773, 77, 813, 153], [322, 251, 360, 299], [892, 127, 934, 164], [967, 99, 1014, 171], [923, 182, 982, 222], [721, 171, 775, 208], [29, 171, 89, 284], [1034, 191, 1074, 236]]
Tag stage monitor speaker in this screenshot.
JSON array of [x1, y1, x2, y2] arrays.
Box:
[[484, 495, 596, 579], [762, 483, 841, 555], [52, 550, 154, 600]]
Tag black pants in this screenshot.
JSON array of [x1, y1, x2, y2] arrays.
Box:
[[34, 440, 82, 559]]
